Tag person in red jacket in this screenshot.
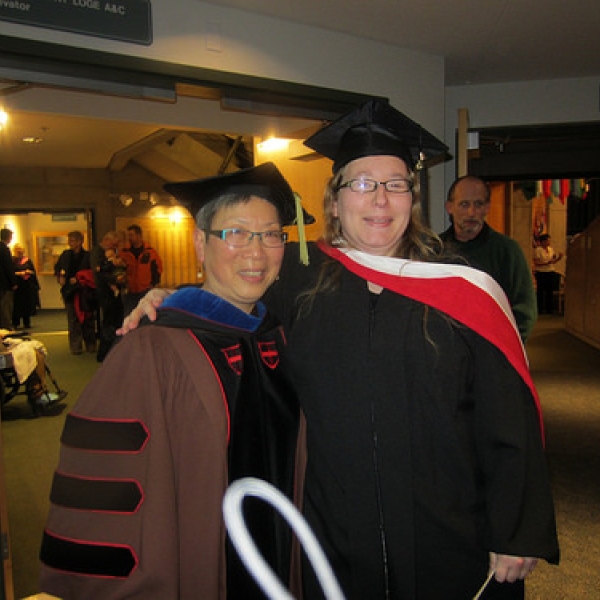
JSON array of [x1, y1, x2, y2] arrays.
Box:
[[120, 224, 163, 316]]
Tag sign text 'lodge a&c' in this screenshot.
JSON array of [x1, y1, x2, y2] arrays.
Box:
[[0, 0, 152, 45]]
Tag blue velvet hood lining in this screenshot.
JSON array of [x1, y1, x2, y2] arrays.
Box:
[[161, 286, 265, 332]]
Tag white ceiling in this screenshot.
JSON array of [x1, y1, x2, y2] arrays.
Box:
[[204, 0, 600, 86], [0, 111, 159, 169], [1, 0, 599, 171]]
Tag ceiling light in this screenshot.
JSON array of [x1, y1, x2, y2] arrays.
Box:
[[257, 138, 290, 152], [22, 136, 43, 144], [169, 209, 185, 225]]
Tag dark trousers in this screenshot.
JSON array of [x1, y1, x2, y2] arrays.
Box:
[[0, 289, 14, 329], [65, 301, 96, 353], [97, 294, 124, 362], [535, 271, 560, 314]]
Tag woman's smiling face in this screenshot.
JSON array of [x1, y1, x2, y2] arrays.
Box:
[[195, 196, 284, 313], [333, 155, 413, 256]]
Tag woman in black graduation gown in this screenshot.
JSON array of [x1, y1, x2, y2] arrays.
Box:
[[264, 99, 559, 600]]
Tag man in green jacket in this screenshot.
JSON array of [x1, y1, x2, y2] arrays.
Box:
[[440, 175, 537, 341]]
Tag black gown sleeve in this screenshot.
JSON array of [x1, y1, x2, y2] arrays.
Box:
[[467, 330, 560, 563]]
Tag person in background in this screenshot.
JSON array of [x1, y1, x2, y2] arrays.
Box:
[[2, 244, 67, 418], [0, 228, 18, 330], [124, 99, 559, 600], [39, 163, 304, 600], [120, 224, 163, 316], [0, 330, 67, 416], [103, 248, 128, 296], [11, 243, 40, 329], [53, 231, 97, 355], [91, 230, 127, 362], [440, 175, 538, 341], [533, 233, 563, 315]]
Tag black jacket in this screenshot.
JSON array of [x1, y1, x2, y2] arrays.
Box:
[[0, 241, 17, 291]]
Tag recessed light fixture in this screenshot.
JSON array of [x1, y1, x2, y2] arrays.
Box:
[[257, 137, 290, 152], [22, 136, 43, 144]]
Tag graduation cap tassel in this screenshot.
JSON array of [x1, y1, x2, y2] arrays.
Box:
[[294, 192, 310, 266], [415, 127, 425, 171]]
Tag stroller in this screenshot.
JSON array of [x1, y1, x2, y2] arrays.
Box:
[[0, 331, 67, 417]]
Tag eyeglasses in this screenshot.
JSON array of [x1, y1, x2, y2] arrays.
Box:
[[337, 177, 413, 194], [207, 228, 288, 248]]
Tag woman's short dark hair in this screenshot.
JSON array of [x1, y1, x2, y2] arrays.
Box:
[[196, 193, 281, 230]]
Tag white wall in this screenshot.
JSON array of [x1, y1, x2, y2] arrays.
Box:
[[446, 77, 600, 129], [1, 0, 445, 122], [0, 1, 448, 226]]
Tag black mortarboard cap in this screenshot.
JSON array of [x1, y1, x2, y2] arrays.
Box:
[[163, 162, 298, 226], [304, 98, 448, 173]]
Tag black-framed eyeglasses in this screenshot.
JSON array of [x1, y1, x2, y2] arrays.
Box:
[[207, 228, 288, 248], [336, 177, 413, 194]]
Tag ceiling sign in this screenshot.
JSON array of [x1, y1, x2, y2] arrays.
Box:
[[0, 0, 152, 45]]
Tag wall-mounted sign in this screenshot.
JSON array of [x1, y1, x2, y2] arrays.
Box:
[[0, 0, 152, 45], [51, 214, 77, 222]]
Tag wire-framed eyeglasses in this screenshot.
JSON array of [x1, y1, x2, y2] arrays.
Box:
[[207, 228, 288, 248], [337, 178, 413, 194]]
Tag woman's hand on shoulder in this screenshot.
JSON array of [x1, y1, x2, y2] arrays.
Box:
[[117, 288, 173, 335]]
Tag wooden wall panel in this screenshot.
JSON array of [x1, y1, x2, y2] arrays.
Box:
[[487, 182, 506, 234], [583, 219, 600, 344], [565, 232, 587, 335], [565, 215, 600, 350]]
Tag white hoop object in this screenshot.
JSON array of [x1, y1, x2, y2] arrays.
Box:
[[223, 477, 346, 600]]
